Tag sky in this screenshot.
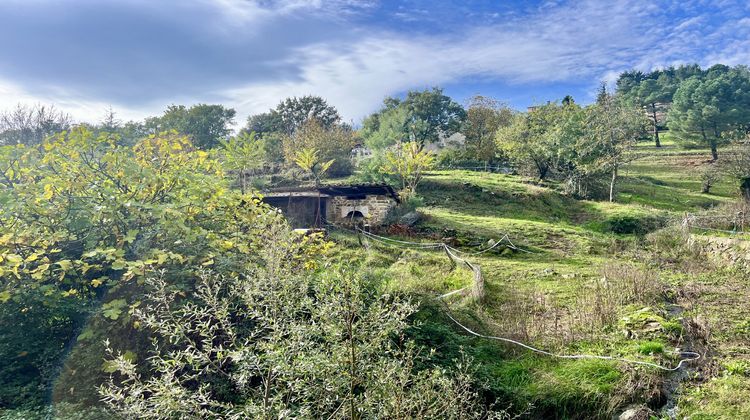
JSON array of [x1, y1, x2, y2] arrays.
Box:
[[0, 0, 749, 127]]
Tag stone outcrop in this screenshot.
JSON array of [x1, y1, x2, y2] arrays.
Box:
[[690, 235, 750, 270]]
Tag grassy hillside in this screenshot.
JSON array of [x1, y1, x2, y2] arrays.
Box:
[[330, 143, 750, 418]]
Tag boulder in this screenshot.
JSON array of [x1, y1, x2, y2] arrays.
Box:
[[618, 404, 653, 420], [399, 211, 422, 227]]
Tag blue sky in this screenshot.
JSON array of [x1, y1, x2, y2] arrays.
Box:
[[0, 0, 748, 126]]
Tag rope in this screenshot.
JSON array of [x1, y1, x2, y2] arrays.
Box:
[[333, 224, 701, 371], [440, 303, 701, 372]]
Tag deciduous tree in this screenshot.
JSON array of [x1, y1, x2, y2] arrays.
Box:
[[382, 141, 435, 199], [145, 104, 236, 149], [0, 103, 72, 146], [462, 95, 513, 168]]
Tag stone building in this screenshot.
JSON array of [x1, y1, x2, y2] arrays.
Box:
[[261, 185, 399, 228]]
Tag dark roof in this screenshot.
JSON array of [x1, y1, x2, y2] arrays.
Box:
[[263, 184, 400, 202]]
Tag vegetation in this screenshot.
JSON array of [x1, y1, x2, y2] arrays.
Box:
[[3, 62, 750, 419]]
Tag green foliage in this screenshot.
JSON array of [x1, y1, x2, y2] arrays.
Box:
[[382, 141, 435, 199], [217, 132, 266, 192], [0, 127, 319, 409], [462, 95, 514, 165], [0, 288, 92, 409], [247, 95, 341, 136], [401, 87, 466, 144], [582, 94, 648, 201], [636, 341, 664, 355], [362, 88, 465, 145], [292, 147, 335, 187], [282, 118, 354, 177], [496, 101, 585, 182], [604, 214, 666, 235], [100, 268, 497, 418], [144, 104, 236, 149], [667, 66, 750, 160], [362, 106, 409, 151]]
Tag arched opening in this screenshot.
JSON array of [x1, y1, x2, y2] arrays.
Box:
[[345, 210, 365, 220]]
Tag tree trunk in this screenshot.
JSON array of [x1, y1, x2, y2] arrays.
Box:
[[609, 165, 618, 202], [741, 177, 750, 201], [537, 162, 549, 180], [650, 104, 661, 148], [710, 138, 718, 161]]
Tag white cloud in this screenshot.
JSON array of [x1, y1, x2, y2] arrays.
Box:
[[222, 0, 665, 120], [1, 0, 748, 126], [0, 78, 161, 124]]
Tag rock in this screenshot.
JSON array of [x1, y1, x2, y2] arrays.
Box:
[[399, 211, 422, 227], [618, 404, 653, 420]]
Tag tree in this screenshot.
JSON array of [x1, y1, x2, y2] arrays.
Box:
[[362, 88, 465, 147], [628, 77, 672, 147], [243, 111, 282, 136], [219, 132, 266, 193], [719, 141, 750, 200], [272, 95, 341, 135], [382, 141, 435, 199], [0, 128, 303, 406], [462, 96, 513, 167], [145, 104, 236, 149], [668, 69, 750, 161], [293, 147, 334, 187], [282, 118, 354, 177], [401, 88, 466, 144], [0, 103, 72, 146], [100, 106, 121, 133], [496, 103, 564, 180], [362, 106, 409, 151], [583, 94, 646, 202]]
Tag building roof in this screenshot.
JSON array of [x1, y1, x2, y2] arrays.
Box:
[[262, 184, 400, 202]]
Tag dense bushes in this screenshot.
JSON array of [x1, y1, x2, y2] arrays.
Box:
[[0, 128, 307, 410]]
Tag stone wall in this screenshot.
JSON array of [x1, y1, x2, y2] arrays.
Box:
[[691, 235, 750, 270], [326, 195, 397, 226]]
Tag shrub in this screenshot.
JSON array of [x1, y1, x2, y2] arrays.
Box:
[[637, 341, 664, 355], [100, 269, 500, 418], [605, 214, 666, 235]]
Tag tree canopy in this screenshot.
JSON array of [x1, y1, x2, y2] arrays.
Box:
[[0, 104, 72, 146], [145, 104, 236, 149], [363, 88, 466, 146], [668, 67, 750, 160], [245, 95, 342, 136]]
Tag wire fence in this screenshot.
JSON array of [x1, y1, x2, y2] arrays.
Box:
[[328, 223, 701, 371]]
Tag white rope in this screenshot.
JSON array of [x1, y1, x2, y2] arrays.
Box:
[[357, 227, 535, 255], [338, 224, 702, 371], [440, 306, 701, 372]]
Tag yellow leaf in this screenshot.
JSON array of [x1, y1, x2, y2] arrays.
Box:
[[42, 184, 54, 200], [31, 264, 50, 280], [56, 260, 73, 271], [4, 254, 23, 266], [91, 277, 106, 287]]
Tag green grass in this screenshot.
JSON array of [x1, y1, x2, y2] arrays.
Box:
[[326, 140, 750, 417]]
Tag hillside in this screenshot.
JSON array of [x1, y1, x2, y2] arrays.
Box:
[[328, 143, 749, 418]]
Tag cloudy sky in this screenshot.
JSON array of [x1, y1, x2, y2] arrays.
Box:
[[0, 0, 748, 126]]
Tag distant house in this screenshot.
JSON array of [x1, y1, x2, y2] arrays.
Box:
[[261, 184, 399, 228], [350, 144, 372, 161]]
